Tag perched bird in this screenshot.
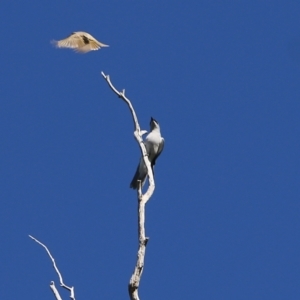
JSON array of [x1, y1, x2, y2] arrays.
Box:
[[52, 31, 109, 53], [130, 117, 164, 189]]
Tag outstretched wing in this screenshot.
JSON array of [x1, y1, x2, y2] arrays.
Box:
[[53, 32, 109, 53], [54, 33, 84, 49]]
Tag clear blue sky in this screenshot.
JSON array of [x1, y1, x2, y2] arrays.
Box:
[[0, 1, 299, 299]]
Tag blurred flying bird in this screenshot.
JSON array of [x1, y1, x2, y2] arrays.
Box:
[[52, 31, 109, 53], [130, 117, 164, 189]]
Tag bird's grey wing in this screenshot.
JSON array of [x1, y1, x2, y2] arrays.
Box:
[[151, 138, 164, 169], [130, 158, 148, 189]]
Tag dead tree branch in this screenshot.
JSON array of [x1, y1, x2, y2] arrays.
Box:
[[101, 72, 155, 300], [29, 235, 75, 300]]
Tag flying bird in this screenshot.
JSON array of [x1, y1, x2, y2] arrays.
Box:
[[52, 31, 109, 53], [130, 117, 164, 189]]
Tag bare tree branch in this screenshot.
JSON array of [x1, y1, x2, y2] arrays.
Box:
[[29, 235, 75, 300], [101, 72, 155, 300], [101, 71, 155, 200], [50, 282, 63, 300], [127, 182, 150, 300]]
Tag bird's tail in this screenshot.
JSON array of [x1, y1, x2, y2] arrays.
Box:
[[96, 41, 109, 48], [130, 160, 148, 189], [50, 40, 58, 48]]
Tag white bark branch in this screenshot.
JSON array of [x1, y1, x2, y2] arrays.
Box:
[[101, 72, 155, 300], [127, 182, 150, 300], [101, 71, 155, 200], [29, 235, 75, 300], [50, 282, 62, 300]]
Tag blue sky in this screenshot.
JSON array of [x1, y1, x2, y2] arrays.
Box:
[[0, 1, 299, 299]]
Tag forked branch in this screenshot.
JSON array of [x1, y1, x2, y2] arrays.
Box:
[[29, 235, 75, 300]]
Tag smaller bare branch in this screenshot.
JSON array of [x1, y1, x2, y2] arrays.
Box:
[[50, 282, 62, 300], [101, 71, 141, 134], [138, 181, 143, 201], [29, 235, 75, 300]]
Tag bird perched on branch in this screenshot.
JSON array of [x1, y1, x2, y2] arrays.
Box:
[[130, 117, 164, 189], [52, 31, 109, 53]]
